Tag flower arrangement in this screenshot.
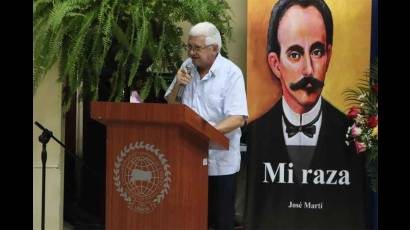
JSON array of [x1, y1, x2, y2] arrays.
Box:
[[344, 59, 378, 192]]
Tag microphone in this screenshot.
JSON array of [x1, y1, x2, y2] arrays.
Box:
[[34, 121, 46, 131], [35, 121, 53, 137], [34, 121, 66, 148], [176, 64, 193, 103]]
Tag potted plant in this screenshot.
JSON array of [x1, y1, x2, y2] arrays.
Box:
[[33, 0, 233, 111], [344, 58, 378, 192]]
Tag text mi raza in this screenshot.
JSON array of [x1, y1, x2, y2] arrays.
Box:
[[262, 162, 350, 185]]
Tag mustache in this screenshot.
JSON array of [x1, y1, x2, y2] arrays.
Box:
[[289, 76, 324, 92]]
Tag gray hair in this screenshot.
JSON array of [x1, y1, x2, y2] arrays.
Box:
[[189, 22, 222, 52]]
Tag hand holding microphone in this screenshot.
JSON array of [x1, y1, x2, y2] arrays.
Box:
[[176, 65, 193, 85], [176, 64, 193, 102]]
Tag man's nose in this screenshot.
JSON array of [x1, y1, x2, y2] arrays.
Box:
[[302, 55, 313, 76], [188, 48, 197, 56], [187, 51, 193, 57]]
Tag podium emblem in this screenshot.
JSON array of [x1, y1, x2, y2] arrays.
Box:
[[113, 141, 171, 214]]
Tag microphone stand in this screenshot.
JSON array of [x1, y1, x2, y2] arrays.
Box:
[[34, 121, 102, 230], [35, 121, 61, 230]]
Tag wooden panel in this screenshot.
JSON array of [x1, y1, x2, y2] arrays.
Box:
[[91, 102, 228, 150], [105, 123, 208, 230]]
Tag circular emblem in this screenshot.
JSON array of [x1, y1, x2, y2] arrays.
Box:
[[113, 141, 171, 214]]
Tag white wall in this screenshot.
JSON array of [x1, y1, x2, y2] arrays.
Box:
[[226, 0, 247, 80], [33, 63, 64, 230]]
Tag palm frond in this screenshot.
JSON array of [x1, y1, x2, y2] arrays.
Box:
[[48, 1, 80, 31], [127, 6, 149, 86], [64, 11, 95, 78], [33, 0, 52, 16], [34, 0, 234, 109], [140, 76, 153, 101]]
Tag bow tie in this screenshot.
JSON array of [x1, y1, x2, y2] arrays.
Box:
[[283, 111, 321, 138]]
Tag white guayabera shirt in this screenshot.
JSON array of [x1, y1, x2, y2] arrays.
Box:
[[165, 53, 248, 176]]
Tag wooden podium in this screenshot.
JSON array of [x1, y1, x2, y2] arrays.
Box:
[[90, 102, 228, 230]]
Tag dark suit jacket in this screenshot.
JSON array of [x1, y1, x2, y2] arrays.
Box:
[[245, 98, 368, 230]]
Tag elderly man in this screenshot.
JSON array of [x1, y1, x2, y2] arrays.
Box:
[[165, 22, 248, 230]]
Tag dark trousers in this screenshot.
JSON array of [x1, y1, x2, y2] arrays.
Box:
[[208, 173, 237, 230]]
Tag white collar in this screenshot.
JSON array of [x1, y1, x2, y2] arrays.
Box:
[[209, 52, 222, 74], [282, 96, 322, 126], [192, 53, 221, 81]]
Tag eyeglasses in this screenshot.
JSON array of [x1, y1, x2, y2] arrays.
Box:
[[182, 43, 212, 53]]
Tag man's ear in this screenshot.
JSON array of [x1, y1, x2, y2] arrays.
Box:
[[212, 44, 219, 53], [267, 52, 281, 79]]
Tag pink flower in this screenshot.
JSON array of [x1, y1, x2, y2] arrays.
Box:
[[367, 115, 378, 128], [351, 124, 362, 137], [355, 141, 367, 153], [347, 106, 360, 119]]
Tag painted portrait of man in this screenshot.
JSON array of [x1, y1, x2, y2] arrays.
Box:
[[245, 0, 372, 229]]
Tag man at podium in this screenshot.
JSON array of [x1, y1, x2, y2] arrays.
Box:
[[165, 22, 248, 230]]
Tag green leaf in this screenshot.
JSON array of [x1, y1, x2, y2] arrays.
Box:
[[127, 7, 149, 86], [140, 76, 153, 101], [34, 0, 234, 110]]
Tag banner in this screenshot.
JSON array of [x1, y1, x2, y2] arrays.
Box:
[[246, 0, 372, 229]]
